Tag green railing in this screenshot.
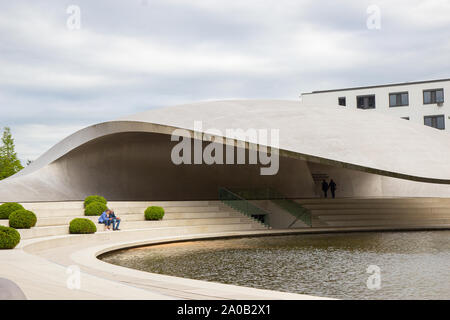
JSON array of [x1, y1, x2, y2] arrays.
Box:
[[229, 187, 312, 227], [218, 187, 270, 228]]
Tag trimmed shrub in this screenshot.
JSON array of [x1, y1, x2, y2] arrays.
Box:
[[9, 210, 37, 229], [145, 206, 165, 220], [0, 203, 25, 219], [84, 202, 107, 216], [84, 195, 107, 208], [69, 218, 97, 234], [0, 225, 21, 249]]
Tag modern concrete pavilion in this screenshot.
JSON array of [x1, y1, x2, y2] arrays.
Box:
[[2, 99, 450, 202], [2, 100, 450, 300]]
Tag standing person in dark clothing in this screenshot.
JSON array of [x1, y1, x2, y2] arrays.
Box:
[[329, 179, 337, 198], [321, 180, 329, 198]]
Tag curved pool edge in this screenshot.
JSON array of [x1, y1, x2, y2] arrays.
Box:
[[72, 231, 334, 300], [11, 228, 339, 300], [9, 225, 450, 300]]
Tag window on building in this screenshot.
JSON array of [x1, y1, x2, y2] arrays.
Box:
[[338, 97, 346, 106], [424, 115, 445, 130], [423, 89, 444, 104], [389, 92, 409, 107], [356, 95, 376, 109], [401, 117, 410, 120]]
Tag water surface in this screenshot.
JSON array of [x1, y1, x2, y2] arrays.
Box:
[[101, 231, 450, 299]]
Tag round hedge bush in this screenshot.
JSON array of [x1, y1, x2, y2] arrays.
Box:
[[0, 203, 25, 219], [84, 202, 108, 216], [0, 225, 21, 249], [145, 206, 165, 220], [84, 195, 107, 208], [9, 210, 37, 229], [69, 218, 97, 234]]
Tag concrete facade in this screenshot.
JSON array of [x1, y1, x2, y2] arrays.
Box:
[[2, 99, 450, 202], [3, 100, 450, 300]]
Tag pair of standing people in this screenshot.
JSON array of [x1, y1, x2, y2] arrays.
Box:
[[321, 179, 337, 198]]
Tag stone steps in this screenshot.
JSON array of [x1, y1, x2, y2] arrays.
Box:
[[18, 200, 223, 210], [296, 197, 450, 205], [18, 206, 225, 218], [299, 197, 450, 228], [1, 214, 253, 228], [31, 211, 244, 227], [94, 217, 254, 230], [0, 211, 244, 225], [311, 208, 450, 216], [17, 202, 227, 218], [320, 220, 450, 228], [304, 203, 450, 210], [18, 225, 69, 239], [17, 221, 266, 240], [314, 214, 450, 221], [0, 200, 267, 240]]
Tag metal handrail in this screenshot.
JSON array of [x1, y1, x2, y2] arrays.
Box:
[[228, 187, 312, 227], [218, 187, 270, 227]]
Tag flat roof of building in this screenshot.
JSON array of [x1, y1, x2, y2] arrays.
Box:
[[302, 78, 450, 95]]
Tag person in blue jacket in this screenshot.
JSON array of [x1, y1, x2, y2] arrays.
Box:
[[98, 210, 112, 231]]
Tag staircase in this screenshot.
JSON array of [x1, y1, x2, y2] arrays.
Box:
[[219, 187, 312, 228], [296, 198, 450, 228], [0, 201, 267, 240]]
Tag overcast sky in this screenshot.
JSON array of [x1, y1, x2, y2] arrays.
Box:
[[1, 0, 449, 162]]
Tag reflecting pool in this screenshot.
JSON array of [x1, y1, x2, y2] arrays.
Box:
[[100, 231, 450, 299]]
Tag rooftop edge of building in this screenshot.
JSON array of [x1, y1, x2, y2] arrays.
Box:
[[301, 77, 450, 96]]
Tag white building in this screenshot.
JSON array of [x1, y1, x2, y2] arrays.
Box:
[[301, 78, 449, 130], [4, 99, 450, 203]]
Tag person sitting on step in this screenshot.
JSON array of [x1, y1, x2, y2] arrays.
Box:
[[98, 209, 112, 231], [109, 209, 121, 231]]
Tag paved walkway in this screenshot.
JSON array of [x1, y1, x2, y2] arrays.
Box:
[[5, 224, 450, 300], [2, 229, 341, 300]]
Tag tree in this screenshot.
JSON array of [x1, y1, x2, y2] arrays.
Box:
[[0, 127, 24, 180]]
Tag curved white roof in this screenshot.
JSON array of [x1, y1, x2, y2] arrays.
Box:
[[11, 99, 450, 183], [2, 99, 450, 202], [121, 99, 450, 182]]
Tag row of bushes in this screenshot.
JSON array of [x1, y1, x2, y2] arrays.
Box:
[[0, 216, 96, 249], [0, 203, 37, 249], [0, 203, 25, 219], [1, 196, 108, 248], [0, 203, 37, 228], [75, 195, 166, 234], [82, 195, 165, 220], [1, 195, 167, 249], [64, 195, 107, 234], [85, 202, 165, 220]]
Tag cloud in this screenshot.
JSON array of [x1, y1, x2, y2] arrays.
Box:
[[0, 0, 449, 162], [12, 124, 85, 163]]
